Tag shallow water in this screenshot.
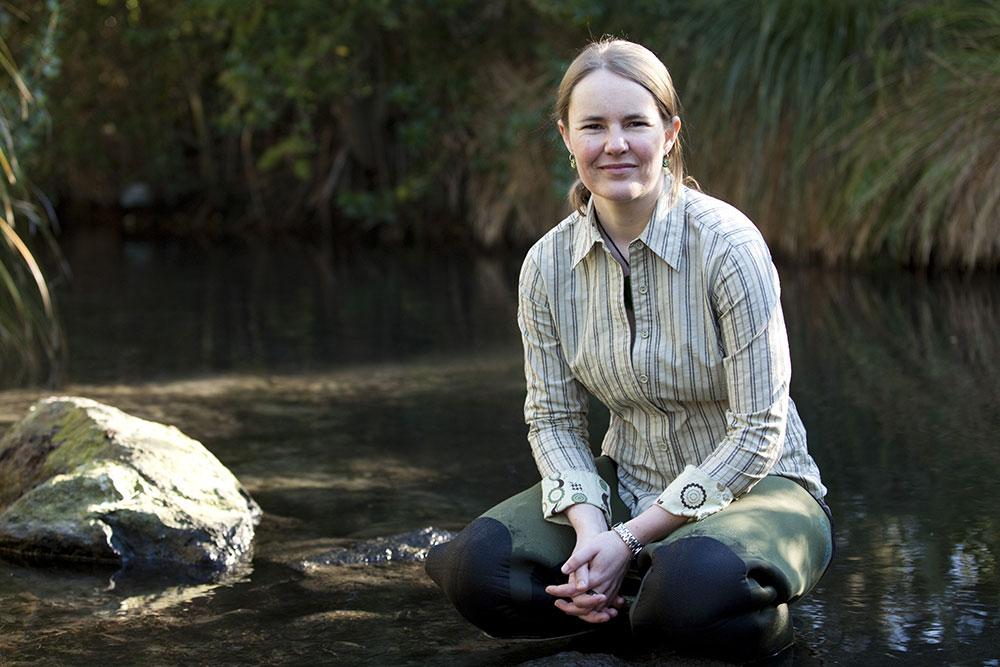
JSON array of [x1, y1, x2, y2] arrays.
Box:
[[1, 231, 998, 665]]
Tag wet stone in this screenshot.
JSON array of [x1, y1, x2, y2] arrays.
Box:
[[517, 653, 631, 667], [0, 396, 261, 575], [298, 527, 455, 568]]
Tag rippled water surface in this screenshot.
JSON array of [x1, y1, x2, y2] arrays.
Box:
[[1, 231, 998, 665]]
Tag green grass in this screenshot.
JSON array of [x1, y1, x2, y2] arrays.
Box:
[[833, 1, 1000, 268], [0, 26, 63, 382], [665, 0, 999, 269]]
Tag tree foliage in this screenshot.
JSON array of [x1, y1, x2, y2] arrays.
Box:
[[12, 0, 1000, 268]]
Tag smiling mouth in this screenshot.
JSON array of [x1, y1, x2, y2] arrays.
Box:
[[599, 163, 636, 170]]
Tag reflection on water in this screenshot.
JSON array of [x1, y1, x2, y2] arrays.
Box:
[[0, 560, 249, 620], [37, 229, 520, 386], [0, 232, 998, 664], [784, 269, 1000, 664]]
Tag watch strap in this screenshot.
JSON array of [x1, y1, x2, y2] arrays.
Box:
[[611, 522, 643, 559]]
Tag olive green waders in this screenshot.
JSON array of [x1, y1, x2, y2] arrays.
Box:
[[426, 456, 833, 662]]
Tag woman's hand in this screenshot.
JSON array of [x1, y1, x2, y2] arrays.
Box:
[[545, 502, 688, 623], [545, 529, 631, 623]]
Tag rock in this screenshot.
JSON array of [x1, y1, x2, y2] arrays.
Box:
[[119, 181, 154, 208], [516, 653, 631, 667], [299, 527, 455, 569], [516, 651, 726, 666], [0, 396, 261, 574]]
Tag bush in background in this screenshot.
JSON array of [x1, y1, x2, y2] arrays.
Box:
[[5, 0, 999, 268]]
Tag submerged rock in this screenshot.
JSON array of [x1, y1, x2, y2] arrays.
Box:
[[516, 653, 631, 667], [299, 527, 455, 569], [0, 396, 261, 573]]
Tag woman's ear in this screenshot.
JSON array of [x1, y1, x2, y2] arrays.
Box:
[[663, 115, 682, 152], [558, 119, 573, 153]]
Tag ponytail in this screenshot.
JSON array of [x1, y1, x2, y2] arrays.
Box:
[[570, 179, 591, 214]]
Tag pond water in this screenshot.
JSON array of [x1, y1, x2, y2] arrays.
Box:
[[1, 229, 998, 665]]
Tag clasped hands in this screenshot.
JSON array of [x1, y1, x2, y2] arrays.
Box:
[[544, 527, 632, 623]]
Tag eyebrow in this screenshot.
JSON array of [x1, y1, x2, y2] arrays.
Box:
[[577, 113, 652, 123]]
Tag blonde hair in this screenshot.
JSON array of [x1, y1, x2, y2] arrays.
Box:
[[555, 38, 691, 213]]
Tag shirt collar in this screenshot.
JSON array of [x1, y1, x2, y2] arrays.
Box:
[[570, 198, 603, 269], [639, 184, 686, 270], [571, 183, 686, 271]]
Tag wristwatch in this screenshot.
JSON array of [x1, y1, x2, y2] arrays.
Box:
[[611, 522, 644, 559]]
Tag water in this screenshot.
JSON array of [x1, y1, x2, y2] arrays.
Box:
[[1, 229, 997, 665]]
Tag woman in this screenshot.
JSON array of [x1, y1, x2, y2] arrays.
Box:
[[427, 38, 832, 662]]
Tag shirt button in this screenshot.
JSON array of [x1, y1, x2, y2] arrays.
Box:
[[639, 374, 649, 384], [640, 330, 650, 339], [638, 285, 648, 294]]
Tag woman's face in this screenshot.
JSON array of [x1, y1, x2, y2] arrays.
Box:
[[559, 69, 680, 212]]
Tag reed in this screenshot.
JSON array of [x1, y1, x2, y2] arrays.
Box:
[[661, 0, 999, 269], [0, 11, 64, 382], [832, 1, 1000, 269]]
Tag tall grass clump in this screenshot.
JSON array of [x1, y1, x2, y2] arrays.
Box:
[[0, 1, 64, 382], [834, 1, 1000, 269], [668, 0, 887, 256], [663, 0, 999, 269]]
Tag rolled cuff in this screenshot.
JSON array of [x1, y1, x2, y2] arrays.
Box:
[[541, 470, 612, 526], [656, 464, 734, 521]]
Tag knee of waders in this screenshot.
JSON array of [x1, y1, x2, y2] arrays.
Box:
[[425, 517, 516, 635], [631, 536, 794, 661]]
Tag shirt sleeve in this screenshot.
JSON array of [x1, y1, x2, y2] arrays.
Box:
[[518, 252, 612, 527], [655, 238, 790, 520]]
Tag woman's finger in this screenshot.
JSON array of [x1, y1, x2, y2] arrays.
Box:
[[552, 590, 608, 615], [554, 598, 595, 617], [544, 581, 582, 598], [572, 590, 606, 610], [561, 544, 598, 575], [545, 582, 608, 602]]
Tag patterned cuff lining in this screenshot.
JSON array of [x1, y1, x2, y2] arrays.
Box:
[[656, 464, 733, 521], [541, 470, 612, 526]]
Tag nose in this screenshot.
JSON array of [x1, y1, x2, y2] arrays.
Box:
[[605, 128, 628, 154]]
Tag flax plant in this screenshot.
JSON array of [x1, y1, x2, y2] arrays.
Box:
[[668, 0, 891, 257], [658, 0, 998, 268], [833, 1, 1000, 269], [0, 12, 63, 382]]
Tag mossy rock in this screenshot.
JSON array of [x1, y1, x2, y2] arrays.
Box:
[[0, 397, 260, 573]]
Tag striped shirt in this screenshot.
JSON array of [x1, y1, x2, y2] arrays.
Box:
[[517, 184, 826, 525]]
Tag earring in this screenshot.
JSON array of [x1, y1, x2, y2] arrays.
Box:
[[569, 153, 577, 169], [662, 154, 670, 169]]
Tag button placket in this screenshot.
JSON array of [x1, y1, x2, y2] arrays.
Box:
[[630, 248, 652, 392], [602, 248, 636, 399]]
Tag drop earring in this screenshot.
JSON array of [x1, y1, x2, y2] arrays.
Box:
[[569, 153, 577, 169], [662, 154, 670, 169]]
